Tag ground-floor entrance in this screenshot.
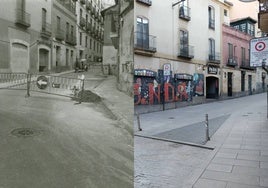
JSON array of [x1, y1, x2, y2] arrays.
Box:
[[206, 76, 219, 99]]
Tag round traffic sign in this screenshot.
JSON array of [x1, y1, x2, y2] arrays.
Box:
[[255, 42, 266, 51], [36, 76, 48, 89]]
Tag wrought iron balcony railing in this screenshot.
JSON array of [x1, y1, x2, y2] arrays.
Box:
[[179, 5, 191, 21], [227, 56, 238, 67], [41, 22, 52, 37], [80, 16, 86, 27], [240, 59, 255, 70], [56, 0, 75, 14], [86, 22, 91, 32], [55, 28, 64, 41], [86, 1, 91, 10], [209, 18, 215, 29], [208, 52, 221, 63], [15, 9, 31, 28], [136, 0, 152, 6], [178, 44, 194, 59], [65, 34, 77, 46], [134, 31, 157, 53]]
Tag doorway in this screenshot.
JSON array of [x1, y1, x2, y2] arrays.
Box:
[[227, 72, 232, 96], [206, 76, 219, 98]]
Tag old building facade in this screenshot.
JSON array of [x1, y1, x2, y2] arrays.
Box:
[[102, 0, 133, 96], [134, 0, 267, 111], [0, 0, 104, 73], [134, 0, 228, 109], [0, 0, 53, 73]]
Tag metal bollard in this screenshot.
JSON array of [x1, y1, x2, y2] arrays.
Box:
[[136, 113, 142, 131], [205, 114, 210, 141]]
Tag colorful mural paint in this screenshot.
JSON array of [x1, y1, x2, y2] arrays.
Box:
[[134, 70, 204, 105], [193, 73, 204, 96]]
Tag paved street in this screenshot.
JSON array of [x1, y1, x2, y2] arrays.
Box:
[[0, 70, 133, 188], [135, 93, 268, 188]]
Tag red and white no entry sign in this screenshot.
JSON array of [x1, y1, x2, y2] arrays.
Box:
[[250, 37, 268, 67], [255, 42, 266, 51]]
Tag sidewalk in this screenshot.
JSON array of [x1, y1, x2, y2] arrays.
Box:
[[134, 93, 268, 188], [54, 70, 133, 134], [91, 75, 133, 134]]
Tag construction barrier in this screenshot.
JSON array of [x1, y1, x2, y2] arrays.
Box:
[[0, 73, 85, 102]]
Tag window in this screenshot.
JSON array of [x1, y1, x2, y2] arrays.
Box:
[[85, 36, 88, 47], [90, 38, 92, 49], [80, 32, 82, 45], [136, 17, 149, 49], [241, 47, 246, 62], [66, 22, 69, 39], [209, 38, 215, 59], [42, 8, 47, 29], [208, 6, 215, 29], [94, 40, 96, 51], [180, 29, 189, 55], [240, 23, 246, 33], [80, 8, 82, 18], [224, 9, 227, 16], [247, 23, 254, 36], [228, 43, 233, 58], [71, 25, 74, 37], [57, 16, 61, 30]]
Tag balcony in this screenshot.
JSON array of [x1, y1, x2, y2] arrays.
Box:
[[136, 0, 152, 6], [209, 18, 215, 29], [134, 32, 157, 55], [79, 16, 86, 27], [240, 59, 255, 70], [40, 22, 52, 37], [86, 1, 91, 10], [179, 5, 191, 21], [86, 22, 91, 32], [208, 52, 221, 64], [178, 44, 194, 59], [65, 34, 77, 46], [80, 0, 85, 4], [15, 9, 31, 28], [227, 56, 238, 67], [91, 7, 95, 16], [55, 28, 64, 41], [56, 0, 76, 14]]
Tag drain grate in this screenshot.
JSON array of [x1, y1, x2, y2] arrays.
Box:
[[11, 128, 41, 137]]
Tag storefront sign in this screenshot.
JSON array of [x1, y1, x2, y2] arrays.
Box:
[[174, 73, 193, 80], [134, 69, 156, 77], [208, 66, 218, 74]]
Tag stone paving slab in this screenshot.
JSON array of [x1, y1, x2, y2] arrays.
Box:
[[206, 163, 233, 173], [201, 170, 260, 186], [193, 178, 227, 188], [232, 166, 268, 176], [226, 182, 266, 188], [212, 157, 260, 168]]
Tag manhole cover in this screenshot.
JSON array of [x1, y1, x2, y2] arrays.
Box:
[[11, 128, 41, 137]]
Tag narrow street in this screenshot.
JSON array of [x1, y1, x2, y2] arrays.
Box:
[[135, 93, 268, 188], [0, 70, 133, 188]]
